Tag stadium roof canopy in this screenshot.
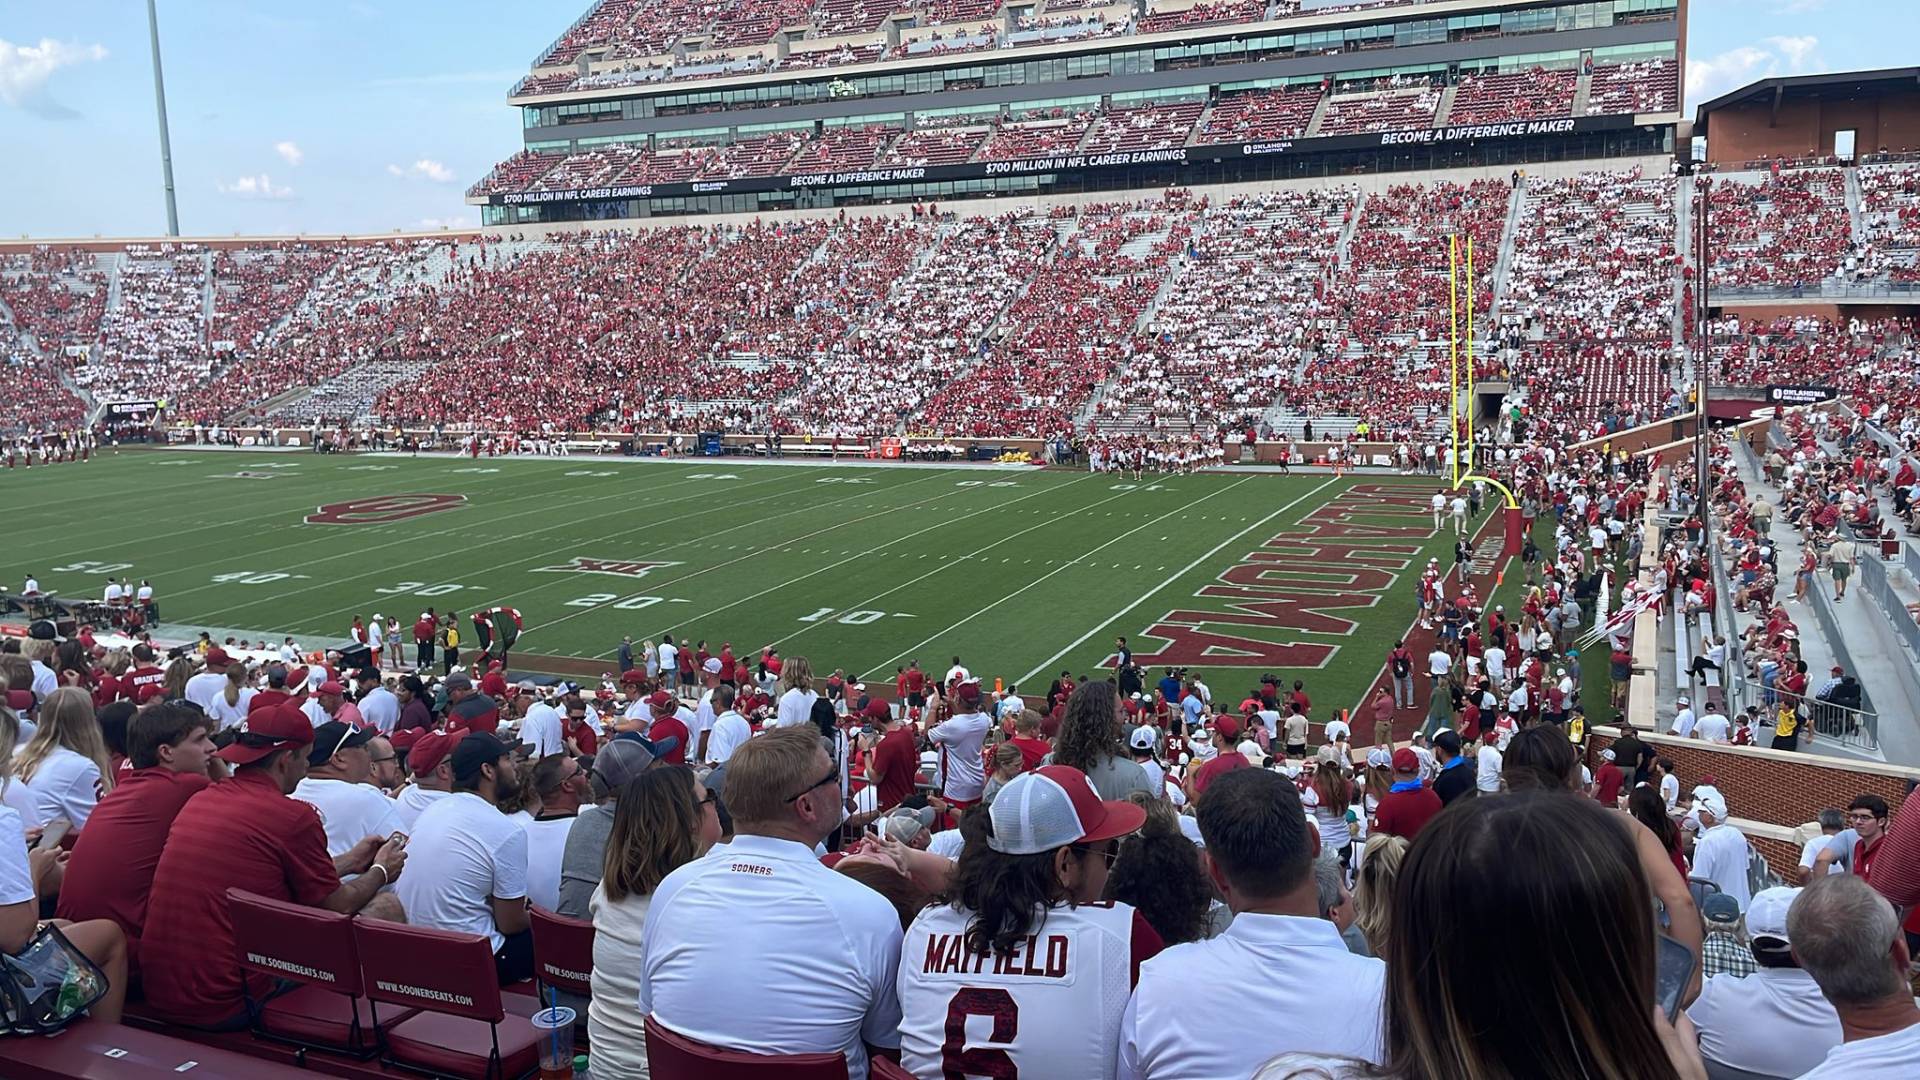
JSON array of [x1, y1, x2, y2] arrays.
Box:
[[1693, 67, 1920, 132]]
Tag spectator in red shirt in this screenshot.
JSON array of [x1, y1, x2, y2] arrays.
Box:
[[1372, 748, 1443, 840], [1188, 714, 1250, 801], [139, 704, 409, 1029], [645, 691, 690, 765], [1007, 710, 1051, 772], [865, 702, 919, 812], [902, 660, 927, 708], [1590, 747, 1627, 806], [57, 702, 218, 977]]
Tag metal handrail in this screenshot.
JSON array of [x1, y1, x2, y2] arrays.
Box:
[[1717, 671, 1878, 752]]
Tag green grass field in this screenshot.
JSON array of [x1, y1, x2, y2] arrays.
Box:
[[4, 448, 1482, 713]]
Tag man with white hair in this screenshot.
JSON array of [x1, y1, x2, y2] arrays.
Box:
[[1690, 788, 1752, 911], [1789, 874, 1920, 1076]]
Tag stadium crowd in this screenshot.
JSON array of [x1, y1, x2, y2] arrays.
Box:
[[5, 494, 1919, 1078]]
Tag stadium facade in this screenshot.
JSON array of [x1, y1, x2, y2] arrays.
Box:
[[470, 0, 1686, 223]]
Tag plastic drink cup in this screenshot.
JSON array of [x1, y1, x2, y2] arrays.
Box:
[[532, 1006, 576, 1080]]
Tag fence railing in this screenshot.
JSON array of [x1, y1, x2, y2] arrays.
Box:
[[1720, 671, 1879, 753], [1714, 282, 1920, 303]]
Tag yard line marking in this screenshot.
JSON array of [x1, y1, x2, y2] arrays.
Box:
[[768, 481, 1152, 659], [167, 465, 749, 610], [861, 476, 1255, 680], [1016, 477, 1340, 685], [589, 475, 1113, 652], [194, 467, 921, 625]]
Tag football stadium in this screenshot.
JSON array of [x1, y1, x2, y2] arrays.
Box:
[[3, 0, 1920, 1076]]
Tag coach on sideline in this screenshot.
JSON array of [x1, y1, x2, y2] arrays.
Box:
[[639, 726, 903, 1077]]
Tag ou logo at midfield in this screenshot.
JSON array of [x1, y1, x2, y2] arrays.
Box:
[[305, 493, 468, 526]]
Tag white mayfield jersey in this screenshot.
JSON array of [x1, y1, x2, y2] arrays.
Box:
[[898, 899, 1140, 1080]]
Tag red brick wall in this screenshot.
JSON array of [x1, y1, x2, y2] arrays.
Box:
[[1588, 730, 1912, 830]]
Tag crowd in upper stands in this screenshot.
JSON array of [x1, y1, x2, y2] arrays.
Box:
[[6, 159, 1918, 450]]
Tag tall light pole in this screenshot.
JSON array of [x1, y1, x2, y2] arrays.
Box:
[[147, 0, 180, 236]]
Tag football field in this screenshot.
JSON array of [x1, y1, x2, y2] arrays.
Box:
[[4, 448, 1487, 713]]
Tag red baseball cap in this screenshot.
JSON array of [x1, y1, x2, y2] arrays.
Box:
[[986, 765, 1147, 855], [135, 684, 165, 705], [647, 690, 675, 711], [1214, 714, 1242, 741], [618, 670, 646, 685], [218, 703, 316, 765], [956, 682, 982, 706], [407, 730, 458, 776], [204, 647, 232, 668], [5, 690, 32, 712], [317, 681, 345, 696], [1392, 747, 1420, 773]]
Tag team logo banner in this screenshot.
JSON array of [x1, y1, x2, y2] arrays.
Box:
[[533, 557, 680, 578]]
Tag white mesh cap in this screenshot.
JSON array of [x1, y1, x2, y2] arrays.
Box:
[[986, 765, 1145, 856]]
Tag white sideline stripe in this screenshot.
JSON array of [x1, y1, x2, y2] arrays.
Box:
[[293, 467, 956, 631], [860, 476, 1254, 680], [1016, 477, 1340, 686], [186, 465, 803, 621], [771, 480, 1174, 658], [554, 475, 1104, 648]]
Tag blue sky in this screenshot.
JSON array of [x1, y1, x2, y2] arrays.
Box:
[[0, 0, 1906, 237]]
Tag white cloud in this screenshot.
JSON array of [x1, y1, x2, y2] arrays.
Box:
[[387, 159, 455, 183], [410, 216, 477, 231], [1686, 35, 1823, 106], [0, 37, 108, 118], [217, 173, 294, 199], [274, 140, 304, 167]]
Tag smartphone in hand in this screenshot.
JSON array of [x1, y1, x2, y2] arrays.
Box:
[[1654, 933, 1696, 1021], [34, 819, 72, 852]]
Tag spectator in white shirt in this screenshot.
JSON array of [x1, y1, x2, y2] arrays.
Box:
[[655, 639, 679, 691], [520, 753, 591, 912], [203, 664, 256, 732], [0, 772, 128, 1024], [1667, 696, 1696, 738], [1796, 809, 1849, 883], [928, 682, 992, 806], [945, 657, 970, 685], [774, 655, 818, 729], [640, 726, 903, 1079], [703, 686, 751, 765], [13, 687, 112, 831], [1689, 790, 1753, 911], [392, 730, 456, 829], [292, 722, 405, 858], [1789, 874, 1920, 1078], [1121, 768, 1385, 1079], [1688, 886, 1842, 1078], [183, 648, 237, 712], [394, 732, 533, 984], [1693, 702, 1731, 744], [515, 688, 566, 759], [353, 669, 400, 734], [1257, 790, 1707, 1080], [588, 762, 722, 1080]]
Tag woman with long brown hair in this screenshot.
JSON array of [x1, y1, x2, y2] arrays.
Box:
[[774, 654, 817, 729], [587, 765, 720, 1079], [1258, 793, 1707, 1080]]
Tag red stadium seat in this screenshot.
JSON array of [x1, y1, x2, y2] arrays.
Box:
[[868, 1055, 917, 1079], [226, 887, 413, 1059], [354, 918, 543, 1080], [529, 905, 595, 997], [643, 1014, 847, 1079]]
